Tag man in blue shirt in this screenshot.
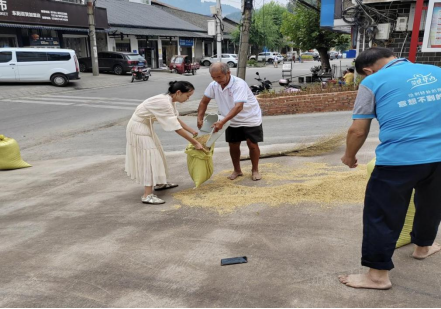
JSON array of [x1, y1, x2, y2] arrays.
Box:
[[340, 47, 441, 289]]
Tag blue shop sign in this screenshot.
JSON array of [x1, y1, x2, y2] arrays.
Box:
[[179, 38, 193, 47]]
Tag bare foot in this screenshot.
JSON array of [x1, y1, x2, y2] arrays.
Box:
[[228, 171, 243, 180], [252, 171, 262, 181], [412, 243, 441, 260], [338, 270, 392, 290]]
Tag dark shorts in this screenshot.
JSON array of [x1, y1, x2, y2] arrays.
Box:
[[225, 124, 263, 144]]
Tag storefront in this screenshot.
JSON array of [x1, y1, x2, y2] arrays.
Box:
[[0, 0, 109, 57]]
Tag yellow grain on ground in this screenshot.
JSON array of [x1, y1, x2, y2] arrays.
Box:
[[173, 162, 367, 214]]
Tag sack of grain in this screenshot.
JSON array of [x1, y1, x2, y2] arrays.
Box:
[[185, 135, 214, 187], [0, 135, 31, 170], [367, 158, 414, 248]]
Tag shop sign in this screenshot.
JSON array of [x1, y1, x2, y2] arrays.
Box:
[[423, 0, 441, 51], [179, 38, 193, 47], [0, 0, 8, 17], [0, 0, 108, 29], [29, 35, 60, 47]]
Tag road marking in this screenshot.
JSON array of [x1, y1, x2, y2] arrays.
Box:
[[0, 99, 74, 106], [41, 95, 141, 102], [0, 94, 140, 110], [75, 104, 135, 110]]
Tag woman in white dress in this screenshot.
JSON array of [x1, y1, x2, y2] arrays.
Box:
[[125, 81, 203, 204]]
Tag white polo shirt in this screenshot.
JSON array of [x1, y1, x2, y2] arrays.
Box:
[[204, 76, 262, 128]]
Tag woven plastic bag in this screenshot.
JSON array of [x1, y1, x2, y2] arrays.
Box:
[[185, 143, 214, 188], [367, 158, 415, 248], [0, 135, 31, 170]]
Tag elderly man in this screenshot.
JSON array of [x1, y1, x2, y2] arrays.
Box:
[[340, 47, 441, 290], [197, 62, 263, 181]]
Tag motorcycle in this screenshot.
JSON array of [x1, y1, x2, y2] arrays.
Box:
[[131, 66, 151, 82], [278, 79, 302, 94], [250, 72, 272, 95]]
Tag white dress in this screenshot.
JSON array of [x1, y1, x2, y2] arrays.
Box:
[[125, 94, 182, 186]]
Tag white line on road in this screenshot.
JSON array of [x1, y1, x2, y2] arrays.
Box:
[[0, 99, 74, 106], [75, 104, 134, 110], [41, 95, 141, 102]]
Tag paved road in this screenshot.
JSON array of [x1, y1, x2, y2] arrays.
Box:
[[0, 59, 359, 161]]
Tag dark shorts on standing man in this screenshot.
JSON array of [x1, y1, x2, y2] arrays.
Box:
[[225, 124, 263, 144]]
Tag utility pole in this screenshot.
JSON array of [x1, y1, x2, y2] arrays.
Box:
[[216, 0, 222, 63], [237, 0, 253, 79], [87, 0, 99, 76]]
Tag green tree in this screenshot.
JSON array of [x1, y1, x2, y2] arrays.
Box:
[[231, 1, 289, 53], [281, 3, 350, 70]]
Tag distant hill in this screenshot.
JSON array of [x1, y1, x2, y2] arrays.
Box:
[[157, 0, 240, 16], [226, 11, 241, 23]]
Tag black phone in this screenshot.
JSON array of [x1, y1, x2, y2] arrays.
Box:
[[221, 256, 248, 266]]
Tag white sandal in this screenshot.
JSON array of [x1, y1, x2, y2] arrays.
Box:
[[141, 194, 165, 204]]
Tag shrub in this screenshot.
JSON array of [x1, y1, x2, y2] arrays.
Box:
[[301, 55, 313, 60]]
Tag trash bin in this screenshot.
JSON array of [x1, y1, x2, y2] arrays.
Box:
[[198, 114, 230, 147]]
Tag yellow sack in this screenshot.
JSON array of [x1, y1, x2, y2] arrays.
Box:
[[185, 143, 214, 188], [0, 135, 31, 170], [367, 158, 415, 248]]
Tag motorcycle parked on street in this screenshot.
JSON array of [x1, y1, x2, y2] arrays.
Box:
[[131, 66, 151, 82], [278, 79, 302, 94], [249, 72, 272, 95]]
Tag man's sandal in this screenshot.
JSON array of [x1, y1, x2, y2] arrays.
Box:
[[154, 183, 179, 191]]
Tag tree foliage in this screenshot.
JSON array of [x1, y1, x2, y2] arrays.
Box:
[[231, 1, 289, 51], [280, 3, 350, 69]]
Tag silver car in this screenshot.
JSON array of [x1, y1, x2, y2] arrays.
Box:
[[200, 54, 238, 68]]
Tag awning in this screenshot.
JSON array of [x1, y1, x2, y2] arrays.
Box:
[[108, 26, 212, 38], [0, 23, 108, 33]]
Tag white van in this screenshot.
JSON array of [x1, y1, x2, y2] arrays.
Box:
[[0, 48, 80, 87]]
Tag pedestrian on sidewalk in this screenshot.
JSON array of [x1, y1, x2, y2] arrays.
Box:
[[197, 62, 263, 181], [340, 47, 441, 290], [273, 55, 279, 68], [125, 81, 204, 205]]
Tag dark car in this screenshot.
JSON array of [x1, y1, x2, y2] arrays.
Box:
[[78, 51, 146, 75]]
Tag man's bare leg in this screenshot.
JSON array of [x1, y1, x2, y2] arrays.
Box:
[[247, 139, 261, 181], [338, 268, 392, 290], [412, 243, 441, 259], [228, 142, 243, 180]]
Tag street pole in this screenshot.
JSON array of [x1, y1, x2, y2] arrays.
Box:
[[216, 0, 222, 63], [237, 0, 253, 79], [87, 0, 99, 76]]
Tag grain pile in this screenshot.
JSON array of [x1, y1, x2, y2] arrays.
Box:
[[195, 134, 210, 148], [173, 162, 367, 214]]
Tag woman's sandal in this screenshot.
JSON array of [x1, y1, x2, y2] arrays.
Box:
[[154, 183, 179, 191]]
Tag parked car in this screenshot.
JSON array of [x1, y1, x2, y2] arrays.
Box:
[[200, 54, 238, 68], [301, 51, 320, 60], [328, 51, 342, 60], [78, 51, 146, 75], [250, 52, 283, 63], [0, 48, 80, 87]]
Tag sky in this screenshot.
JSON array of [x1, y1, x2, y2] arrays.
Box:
[[201, 0, 290, 9]]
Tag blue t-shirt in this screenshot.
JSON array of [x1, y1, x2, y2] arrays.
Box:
[[353, 58, 441, 165]]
